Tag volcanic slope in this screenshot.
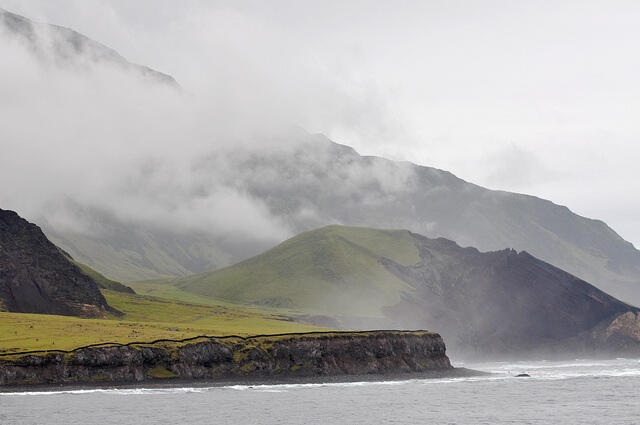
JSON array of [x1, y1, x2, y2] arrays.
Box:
[[49, 135, 640, 306], [135, 225, 640, 357], [0, 208, 116, 317]]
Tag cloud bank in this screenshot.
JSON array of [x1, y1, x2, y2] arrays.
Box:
[[1, 0, 640, 246]]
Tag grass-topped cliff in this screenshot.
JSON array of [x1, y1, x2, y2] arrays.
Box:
[[0, 208, 325, 355], [0, 330, 453, 387]]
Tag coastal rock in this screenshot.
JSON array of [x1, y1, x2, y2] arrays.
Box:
[[0, 331, 451, 387]]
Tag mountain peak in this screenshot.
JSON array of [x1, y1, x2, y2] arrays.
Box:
[[0, 7, 178, 87]]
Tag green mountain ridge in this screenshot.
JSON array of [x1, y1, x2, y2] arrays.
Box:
[[133, 225, 640, 358], [160, 226, 420, 317]]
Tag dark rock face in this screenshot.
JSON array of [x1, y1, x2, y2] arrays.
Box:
[[0, 208, 114, 317], [0, 331, 451, 387], [380, 234, 640, 358]]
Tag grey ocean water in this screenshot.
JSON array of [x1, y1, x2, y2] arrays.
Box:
[[1, 358, 639, 425]]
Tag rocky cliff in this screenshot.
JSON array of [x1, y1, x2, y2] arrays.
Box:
[[0, 208, 115, 317], [381, 233, 640, 358], [0, 331, 451, 387]]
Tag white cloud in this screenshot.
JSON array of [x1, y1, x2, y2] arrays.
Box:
[[1, 0, 640, 246]]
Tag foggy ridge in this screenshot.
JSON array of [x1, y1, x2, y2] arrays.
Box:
[[0, 7, 177, 86]]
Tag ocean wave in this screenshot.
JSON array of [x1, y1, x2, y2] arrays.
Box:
[[0, 387, 209, 397], [3, 358, 639, 396]]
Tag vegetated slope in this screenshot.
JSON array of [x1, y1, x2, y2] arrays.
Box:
[[55, 247, 135, 294], [0, 7, 177, 86], [152, 226, 420, 317], [46, 134, 640, 306], [71, 259, 135, 294], [47, 219, 234, 282], [0, 290, 327, 353], [219, 136, 640, 305], [0, 208, 114, 317], [146, 225, 640, 357]]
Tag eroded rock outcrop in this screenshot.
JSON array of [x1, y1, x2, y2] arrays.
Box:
[[0, 208, 115, 317], [0, 331, 451, 387]]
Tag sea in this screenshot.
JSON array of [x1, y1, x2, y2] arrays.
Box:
[[1, 358, 639, 424]]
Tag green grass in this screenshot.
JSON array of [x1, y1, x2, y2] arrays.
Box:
[[136, 225, 421, 317], [72, 259, 135, 293], [0, 290, 327, 353]]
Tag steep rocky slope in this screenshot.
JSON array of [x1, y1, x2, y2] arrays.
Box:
[[0, 209, 115, 317], [143, 226, 640, 358]]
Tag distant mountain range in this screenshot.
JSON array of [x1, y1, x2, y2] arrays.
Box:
[[137, 225, 640, 358], [3, 8, 639, 308], [0, 7, 177, 86], [0, 208, 120, 317], [46, 135, 640, 306]]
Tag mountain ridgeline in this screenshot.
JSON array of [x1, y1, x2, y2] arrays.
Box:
[[0, 8, 177, 87], [7, 8, 636, 305], [0, 208, 121, 317], [45, 135, 640, 306], [140, 226, 640, 358]]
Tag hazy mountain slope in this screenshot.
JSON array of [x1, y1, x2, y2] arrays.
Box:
[[47, 134, 640, 305], [69, 258, 135, 294], [43, 214, 242, 282], [0, 7, 177, 86], [221, 136, 640, 305], [5, 8, 637, 304], [141, 225, 640, 357], [0, 208, 115, 317]]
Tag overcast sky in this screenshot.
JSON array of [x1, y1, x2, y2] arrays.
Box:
[[2, 0, 639, 246]]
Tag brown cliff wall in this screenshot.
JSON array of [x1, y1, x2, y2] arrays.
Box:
[[0, 331, 451, 387]]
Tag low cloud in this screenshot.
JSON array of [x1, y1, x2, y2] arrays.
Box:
[[1, 1, 640, 247]]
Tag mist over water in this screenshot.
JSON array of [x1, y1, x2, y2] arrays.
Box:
[[2, 358, 639, 424]]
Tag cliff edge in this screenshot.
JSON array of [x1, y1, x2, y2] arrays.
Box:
[[0, 331, 452, 387]]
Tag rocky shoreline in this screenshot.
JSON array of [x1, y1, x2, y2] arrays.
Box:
[[0, 368, 485, 393], [0, 331, 454, 389]]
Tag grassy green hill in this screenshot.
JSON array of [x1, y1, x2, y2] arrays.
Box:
[[133, 226, 420, 318], [132, 225, 640, 356]]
